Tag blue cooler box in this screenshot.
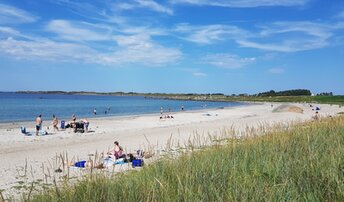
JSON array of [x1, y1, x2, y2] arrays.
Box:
[[132, 159, 144, 168]]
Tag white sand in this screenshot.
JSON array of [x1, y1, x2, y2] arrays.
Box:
[[0, 102, 342, 198]]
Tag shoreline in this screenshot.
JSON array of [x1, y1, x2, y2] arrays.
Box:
[[0, 102, 342, 198], [0, 102, 251, 126], [0, 93, 247, 124]]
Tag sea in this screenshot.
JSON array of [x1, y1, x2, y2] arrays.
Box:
[[0, 92, 247, 123]]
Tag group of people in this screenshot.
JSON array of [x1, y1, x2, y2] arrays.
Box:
[[310, 105, 321, 121], [35, 113, 90, 135], [67, 141, 144, 170], [67, 114, 90, 133], [94, 107, 111, 115], [159, 106, 185, 119]]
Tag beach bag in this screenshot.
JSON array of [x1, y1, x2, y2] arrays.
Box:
[[61, 120, 65, 129], [20, 127, 26, 134], [74, 160, 86, 168], [132, 159, 144, 168]]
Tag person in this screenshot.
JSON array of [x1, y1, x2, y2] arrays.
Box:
[[81, 119, 89, 132], [181, 105, 184, 111], [160, 106, 163, 116], [71, 114, 77, 133], [107, 141, 125, 159], [93, 108, 97, 115], [313, 111, 320, 121], [72, 113, 76, 122], [68, 157, 104, 169], [52, 114, 59, 131], [35, 114, 42, 136]]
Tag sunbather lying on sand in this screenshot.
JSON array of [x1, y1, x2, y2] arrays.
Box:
[[68, 158, 105, 169]]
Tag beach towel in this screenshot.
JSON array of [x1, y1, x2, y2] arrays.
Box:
[[115, 158, 125, 165], [40, 130, 48, 135], [103, 157, 114, 167]]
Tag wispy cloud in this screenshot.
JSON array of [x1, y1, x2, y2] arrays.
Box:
[[0, 26, 21, 36], [193, 72, 207, 77], [237, 21, 335, 52], [203, 54, 255, 68], [174, 23, 248, 44], [0, 28, 181, 66], [115, 0, 173, 15], [181, 68, 207, 76], [170, 0, 309, 7], [0, 3, 37, 24], [136, 0, 173, 15], [46, 20, 113, 41], [268, 68, 285, 74], [0, 37, 97, 62], [175, 21, 343, 52], [104, 33, 182, 65]]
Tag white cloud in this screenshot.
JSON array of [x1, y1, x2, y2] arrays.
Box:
[[119, 25, 167, 36], [46, 20, 112, 41], [170, 0, 309, 7], [115, 0, 173, 15], [99, 46, 181, 66], [136, 0, 173, 15], [174, 23, 248, 44], [193, 72, 207, 76], [176, 21, 343, 52], [0, 26, 21, 36], [237, 21, 335, 52], [0, 3, 37, 24], [180, 68, 207, 77], [0, 29, 181, 66], [268, 68, 285, 74], [104, 33, 182, 65], [0, 37, 97, 62], [203, 54, 255, 68]]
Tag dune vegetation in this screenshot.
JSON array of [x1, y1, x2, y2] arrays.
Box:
[[26, 115, 344, 202]]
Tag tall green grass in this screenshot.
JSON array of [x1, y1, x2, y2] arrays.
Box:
[[29, 116, 344, 201]]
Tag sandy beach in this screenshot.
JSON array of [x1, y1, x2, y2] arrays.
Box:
[[0, 102, 342, 198]]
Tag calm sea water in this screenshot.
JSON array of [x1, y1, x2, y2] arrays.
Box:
[[0, 92, 246, 122]]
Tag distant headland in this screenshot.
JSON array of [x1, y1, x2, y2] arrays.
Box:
[[14, 89, 343, 105]]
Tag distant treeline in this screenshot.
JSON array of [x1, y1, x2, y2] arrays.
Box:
[[15, 91, 227, 97], [255, 89, 312, 97], [15, 89, 335, 97], [15, 91, 140, 96]]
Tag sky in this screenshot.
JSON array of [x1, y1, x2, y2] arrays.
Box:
[[0, 0, 343, 95]]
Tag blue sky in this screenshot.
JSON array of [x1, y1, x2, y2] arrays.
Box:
[[0, 0, 343, 94]]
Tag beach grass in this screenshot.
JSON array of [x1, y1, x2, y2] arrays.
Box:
[[28, 115, 344, 201]]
